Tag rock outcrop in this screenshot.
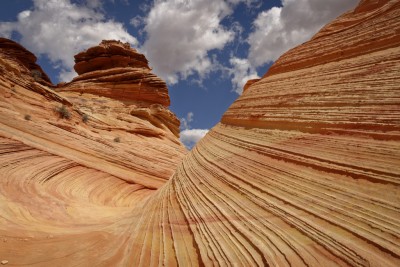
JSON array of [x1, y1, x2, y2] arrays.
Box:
[[59, 40, 170, 106], [127, 0, 400, 266], [0, 36, 187, 265], [0, 38, 186, 189], [0, 0, 400, 266], [0, 37, 51, 85]]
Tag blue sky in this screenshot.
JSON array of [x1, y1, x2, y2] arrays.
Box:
[[0, 0, 359, 148]]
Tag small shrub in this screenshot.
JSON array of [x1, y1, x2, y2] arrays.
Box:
[[11, 85, 16, 92], [31, 69, 42, 81], [82, 113, 89, 123], [114, 137, 120, 143], [55, 105, 71, 119], [24, 114, 31, 121]]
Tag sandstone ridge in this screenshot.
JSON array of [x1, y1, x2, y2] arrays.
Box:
[[1, 0, 400, 266]]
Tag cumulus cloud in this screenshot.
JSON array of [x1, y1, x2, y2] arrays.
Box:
[[229, 57, 259, 94], [59, 69, 78, 83], [130, 15, 145, 28], [247, 0, 359, 67], [86, 0, 103, 9], [0, 22, 13, 38], [180, 111, 194, 130], [142, 0, 253, 84], [0, 0, 137, 82], [180, 129, 209, 149], [179, 112, 208, 149]]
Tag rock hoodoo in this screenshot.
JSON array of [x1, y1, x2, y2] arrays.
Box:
[[60, 40, 170, 106], [0, 0, 399, 266], [74, 40, 150, 75]]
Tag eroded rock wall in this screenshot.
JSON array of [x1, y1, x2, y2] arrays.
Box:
[[127, 1, 400, 266], [0, 0, 399, 266], [0, 38, 186, 265]]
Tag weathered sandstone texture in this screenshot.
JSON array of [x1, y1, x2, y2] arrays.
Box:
[[0, 0, 400, 266], [0, 38, 51, 85], [0, 37, 186, 189], [0, 36, 187, 265], [60, 40, 170, 106]]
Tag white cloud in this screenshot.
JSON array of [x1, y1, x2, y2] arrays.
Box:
[[130, 15, 145, 28], [179, 112, 208, 149], [227, 0, 260, 7], [0, 22, 13, 38], [142, 0, 252, 84], [229, 57, 259, 94], [0, 0, 137, 82], [180, 111, 194, 130], [247, 0, 359, 67], [59, 69, 78, 83], [86, 0, 103, 9], [180, 129, 209, 149], [187, 111, 194, 122]]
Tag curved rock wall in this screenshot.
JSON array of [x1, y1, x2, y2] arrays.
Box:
[[0, 0, 400, 266], [127, 0, 400, 266], [0, 37, 186, 266]]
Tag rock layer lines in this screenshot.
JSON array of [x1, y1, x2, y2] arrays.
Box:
[[0, 0, 400, 266], [128, 0, 400, 266], [61, 40, 170, 106]]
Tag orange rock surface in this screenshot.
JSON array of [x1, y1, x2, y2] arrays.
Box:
[[0, 36, 187, 265], [1, 0, 400, 266], [60, 40, 170, 106]]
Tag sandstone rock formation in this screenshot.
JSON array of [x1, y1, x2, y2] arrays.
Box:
[[59, 40, 170, 106], [243, 78, 260, 92], [0, 37, 186, 264], [0, 37, 51, 85], [1, 0, 400, 266]]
